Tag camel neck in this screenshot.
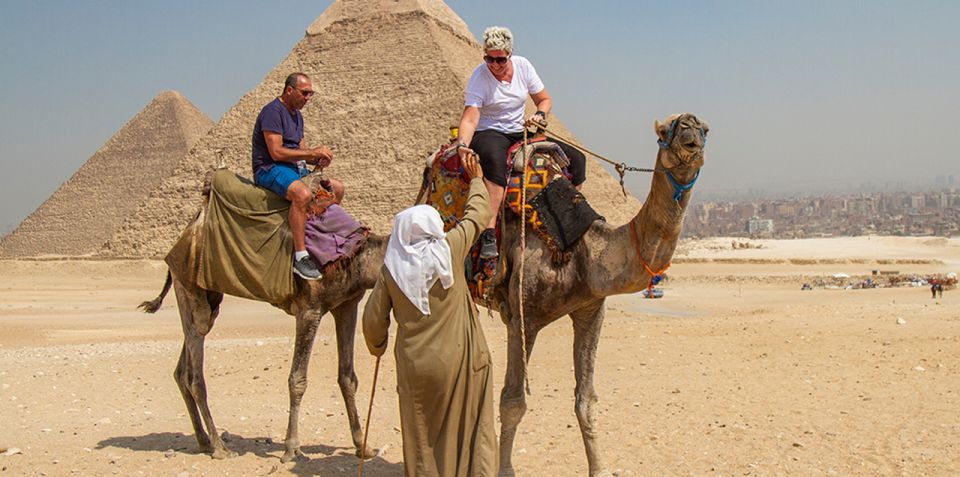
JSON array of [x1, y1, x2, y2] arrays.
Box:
[[637, 152, 693, 239], [625, 151, 696, 287]]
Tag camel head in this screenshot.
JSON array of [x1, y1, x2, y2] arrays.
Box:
[[654, 113, 708, 180]]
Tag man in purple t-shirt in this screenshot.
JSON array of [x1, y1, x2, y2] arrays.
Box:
[[252, 72, 342, 280]]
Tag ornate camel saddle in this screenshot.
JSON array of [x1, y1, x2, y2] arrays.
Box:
[[418, 137, 603, 299], [503, 138, 603, 253], [195, 169, 367, 305]]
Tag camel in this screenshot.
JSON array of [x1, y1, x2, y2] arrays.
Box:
[[489, 113, 708, 476], [139, 178, 387, 462]]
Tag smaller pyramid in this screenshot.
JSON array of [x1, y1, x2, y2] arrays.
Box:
[[0, 91, 214, 257]]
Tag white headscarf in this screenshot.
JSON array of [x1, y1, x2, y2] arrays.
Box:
[[384, 205, 454, 315]]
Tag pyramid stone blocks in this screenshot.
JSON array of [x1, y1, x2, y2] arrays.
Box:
[[0, 91, 213, 257]]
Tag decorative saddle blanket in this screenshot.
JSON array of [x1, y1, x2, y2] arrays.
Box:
[[504, 138, 603, 254], [419, 143, 471, 231]]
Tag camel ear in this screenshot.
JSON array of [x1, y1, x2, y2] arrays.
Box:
[[700, 121, 710, 136], [654, 119, 670, 141]]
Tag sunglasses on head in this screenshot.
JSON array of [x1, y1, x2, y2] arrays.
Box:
[[483, 55, 509, 65]]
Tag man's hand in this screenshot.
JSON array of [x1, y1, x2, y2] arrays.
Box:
[[312, 145, 333, 167], [462, 153, 483, 181]]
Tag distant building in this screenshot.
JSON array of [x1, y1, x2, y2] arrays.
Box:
[[747, 216, 774, 235], [910, 194, 925, 210]]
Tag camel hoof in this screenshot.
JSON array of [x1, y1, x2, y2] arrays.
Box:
[[280, 449, 307, 463], [210, 447, 237, 459], [356, 445, 378, 459]]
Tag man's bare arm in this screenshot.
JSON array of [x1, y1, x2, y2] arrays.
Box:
[[265, 131, 332, 165]]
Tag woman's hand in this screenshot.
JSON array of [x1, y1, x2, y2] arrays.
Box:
[[457, 142, 475, 161], [525, 111, 548, 129]]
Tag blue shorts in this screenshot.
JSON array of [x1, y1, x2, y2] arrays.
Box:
[[254, 163, 308, 198]]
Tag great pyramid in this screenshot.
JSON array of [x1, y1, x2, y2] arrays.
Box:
[[104, 0, 641, 258], [0, 91, 213, 258]]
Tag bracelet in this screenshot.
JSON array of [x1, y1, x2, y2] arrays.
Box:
[[534, 111, 546, 117]]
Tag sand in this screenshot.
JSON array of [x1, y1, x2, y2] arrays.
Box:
[[0, 237, 957, 476]]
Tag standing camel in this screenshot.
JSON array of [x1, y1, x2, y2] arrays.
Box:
[[139, 189, 387, 462], [490, 113, 708, 476]]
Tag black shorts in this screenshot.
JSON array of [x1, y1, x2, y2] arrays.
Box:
[[469, 129, 586, 187]]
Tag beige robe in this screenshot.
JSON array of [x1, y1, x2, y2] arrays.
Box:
[[363, 178, 497, 476]]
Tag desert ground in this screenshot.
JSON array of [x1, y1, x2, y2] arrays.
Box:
[[1, 236, 958, 476]]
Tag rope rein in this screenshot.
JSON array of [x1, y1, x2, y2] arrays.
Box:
[[518, 126, 531, 395], [536, 124, 656, 197]]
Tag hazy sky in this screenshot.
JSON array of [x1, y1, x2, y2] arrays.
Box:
[[1, 1, 958, 233]]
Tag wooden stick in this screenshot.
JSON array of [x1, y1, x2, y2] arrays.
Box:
[[357, 355, 381, 477]]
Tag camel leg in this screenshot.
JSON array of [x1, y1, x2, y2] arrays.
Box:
[[173, 343, 211, 452], [281, 309, 322, 462], [498, 307, 540, 477], [172, 279, 234, 459], [331, 299, 377, 458], [571, 302, 611, 477]]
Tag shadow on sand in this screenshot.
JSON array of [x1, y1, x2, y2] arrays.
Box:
[[96, 431, 402, 476]]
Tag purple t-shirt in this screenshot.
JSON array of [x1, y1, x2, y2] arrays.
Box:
[[252, 98, 303, 175]]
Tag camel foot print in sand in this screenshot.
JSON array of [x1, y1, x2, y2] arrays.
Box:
[[280, 448, 308, 463]]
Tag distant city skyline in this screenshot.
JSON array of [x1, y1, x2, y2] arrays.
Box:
[[696, 173, 959, 203], [686, 188, 960, 238], [2, 0, 958, 234]]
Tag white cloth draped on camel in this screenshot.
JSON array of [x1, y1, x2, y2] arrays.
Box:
[[362, 178, 498, 477], [384, 205, 454, 315]]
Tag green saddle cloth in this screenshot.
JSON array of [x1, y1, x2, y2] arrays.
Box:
[[196, 169, 296, 305]]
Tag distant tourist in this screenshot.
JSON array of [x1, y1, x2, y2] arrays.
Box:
[[454, 26, 587, 258], [931, 280, 938, 299], [251, 72, 344, 280], [362, 155, 498, 476]]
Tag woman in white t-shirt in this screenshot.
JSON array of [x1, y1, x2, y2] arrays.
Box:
[[455, 26, 586, 259]]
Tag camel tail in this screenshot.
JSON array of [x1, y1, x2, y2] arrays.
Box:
[[139, 270, 172, 313]]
